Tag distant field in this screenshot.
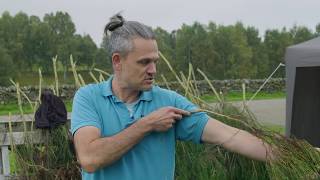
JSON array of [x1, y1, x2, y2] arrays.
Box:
[[201, 91, 286, 102], [0, 101, 73, 116]]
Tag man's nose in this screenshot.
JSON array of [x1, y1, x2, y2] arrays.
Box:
[[147, 62, 157, 74]]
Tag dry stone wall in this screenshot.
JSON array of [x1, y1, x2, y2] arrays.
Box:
[[0, 78, 285, 104]]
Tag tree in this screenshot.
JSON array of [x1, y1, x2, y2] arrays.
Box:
[[154, 27, 175, 79], [72, 34, 97, 68], [95, 48, 111, 72], [175, 22, 217, 79], [245, 26, 269, 78], [226, 22, 255, 79], [290, 25, 314, 44], [99, 34, 113, 71], [0, 46, 15, 85], [264, 28, 293, 77], [43, 11, 76, 73], [210, 23, 254, 79], [316, 23, 320, 35], [0, 12, 28, 71]]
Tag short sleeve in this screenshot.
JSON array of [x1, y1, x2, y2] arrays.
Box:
[[174, 92, 209, 144], [71, 86, 102, 135]]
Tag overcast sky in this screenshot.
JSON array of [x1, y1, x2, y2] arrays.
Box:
[[1, 0, 319, 46]]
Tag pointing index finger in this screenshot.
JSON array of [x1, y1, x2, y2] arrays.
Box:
[[171, 107, 191, 116]]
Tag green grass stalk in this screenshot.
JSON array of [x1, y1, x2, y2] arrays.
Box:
[[70, 55, 81, 88], [99, 73, 105, 82], [197, 68, 222, 103], [89, 71, 99, 83], [160, 74, 171, 90], [159, 51, 186, 90], [93, 68, 110, 77], [78, 73, 86, 86], [52, 56, 59, 96], [38, 68, 42, 103]]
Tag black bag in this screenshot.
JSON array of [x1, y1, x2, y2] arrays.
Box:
[[35, 89, 67, 129]]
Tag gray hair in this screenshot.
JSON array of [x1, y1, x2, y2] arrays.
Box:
[[104, 13, 156, 57]]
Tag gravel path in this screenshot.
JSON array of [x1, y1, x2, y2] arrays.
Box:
[[211, 99, 286, 126], [244, 99, 285, 126]]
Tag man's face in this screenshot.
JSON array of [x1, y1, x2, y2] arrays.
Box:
[[116, 38, 159, 91]]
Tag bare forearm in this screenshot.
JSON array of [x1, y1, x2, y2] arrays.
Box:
[[81, 121, 150, 172], [202, 119, 274, 162], [222, 130, 273, 161]]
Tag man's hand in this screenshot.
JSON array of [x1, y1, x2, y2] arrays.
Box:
[[140, 106, 190, 132]]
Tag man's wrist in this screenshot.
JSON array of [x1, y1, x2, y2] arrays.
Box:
[[134, 117, 153, 134]]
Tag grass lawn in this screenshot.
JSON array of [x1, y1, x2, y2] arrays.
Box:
[[261, 123, 285, 134], [201, 91, 285, 103], [0, 101, 72, 116], [10, 151, 17, 174]]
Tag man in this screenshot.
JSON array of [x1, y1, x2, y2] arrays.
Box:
[[71, 14, 272, 180]]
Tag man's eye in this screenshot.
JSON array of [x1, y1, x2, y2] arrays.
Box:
[[138, 59, 158, 65], [139, 60, 150, 65]]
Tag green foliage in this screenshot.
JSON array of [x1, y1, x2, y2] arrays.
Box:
[[290, 25, 315, 44], [154, 27, 176, 80], [316, 23, 320, 34], [201, 91, 286, 102], [12, 126, 80, 179], [0, 11, 106, 77], [176, 23, 217, 79], [0, 45, 16, 85], [264, 28, 293, 78], [0, 101, 72, 115]]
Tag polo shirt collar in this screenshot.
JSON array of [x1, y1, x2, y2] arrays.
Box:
[[139, 89, 152, 101], [101, 75, 153, 102], [101, 76, 113, 97]]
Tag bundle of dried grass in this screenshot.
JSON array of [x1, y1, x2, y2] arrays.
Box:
[[159, 52, 320, 179]]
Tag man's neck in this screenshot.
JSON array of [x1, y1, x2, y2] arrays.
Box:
[[111, 78, 140, 103]]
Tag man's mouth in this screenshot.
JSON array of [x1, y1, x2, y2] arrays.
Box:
[[144, 78, 154, 84]]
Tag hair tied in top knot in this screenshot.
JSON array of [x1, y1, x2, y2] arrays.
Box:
[[105, 13, 125, 32]]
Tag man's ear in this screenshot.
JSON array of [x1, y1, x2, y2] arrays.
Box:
[[112, 53, 122, 71]]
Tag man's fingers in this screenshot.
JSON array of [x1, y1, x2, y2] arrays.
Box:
[[172, 113, 182, 120], [170, 107, 191, 116], [166, 123, 173, 128]]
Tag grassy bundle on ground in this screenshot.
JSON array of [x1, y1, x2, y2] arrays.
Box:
[[159, 52, 320, 179]]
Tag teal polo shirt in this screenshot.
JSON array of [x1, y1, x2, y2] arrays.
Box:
[[71, 77, 209, 180]]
